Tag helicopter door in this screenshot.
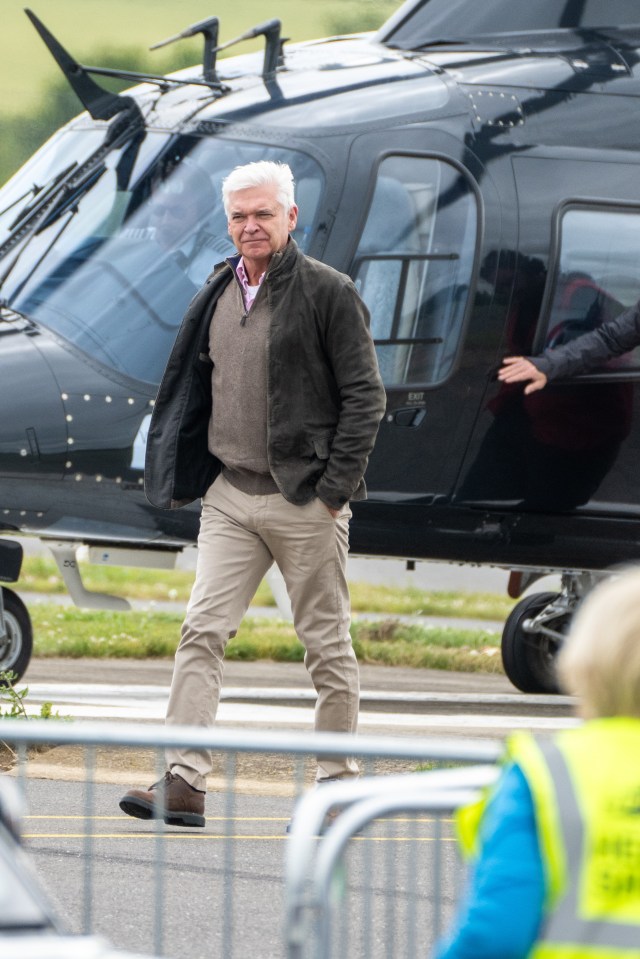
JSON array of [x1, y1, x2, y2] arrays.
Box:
[[347, 152, 481, 501]]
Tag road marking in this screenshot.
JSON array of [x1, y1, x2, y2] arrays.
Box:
[[24, 832, 455, 842], [23, 683, 578, 731], [25, 833, 290, 840], [23, 814, 454, 841], [25, 814, 442, 823], [25, 814, 290, 821]]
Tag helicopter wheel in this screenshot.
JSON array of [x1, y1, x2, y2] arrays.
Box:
[[501, 591, 567, 694], [0, 588, 33, 685]]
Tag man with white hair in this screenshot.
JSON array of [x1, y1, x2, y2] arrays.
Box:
[[119, 160, 386, 826]]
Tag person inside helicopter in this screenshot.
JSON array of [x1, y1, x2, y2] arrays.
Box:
[[142, 161, 226, 286]]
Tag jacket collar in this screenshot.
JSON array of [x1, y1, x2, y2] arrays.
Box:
[[221, 237, 299, 282]]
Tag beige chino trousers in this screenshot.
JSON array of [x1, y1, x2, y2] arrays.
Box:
[[165, 473, 360, 789]]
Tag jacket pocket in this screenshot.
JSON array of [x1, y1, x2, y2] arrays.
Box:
[[312, 431, 334, 460]]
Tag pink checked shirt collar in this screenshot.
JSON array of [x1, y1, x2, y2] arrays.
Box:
[[236, 257, 266, 310]]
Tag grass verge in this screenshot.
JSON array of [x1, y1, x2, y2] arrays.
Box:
[[19, 556, 515, 620], [29, 605, 503, 674]]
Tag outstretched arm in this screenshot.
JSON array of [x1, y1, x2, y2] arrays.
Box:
[[498, 356, 548, 394], [498, 299, 640, 392]]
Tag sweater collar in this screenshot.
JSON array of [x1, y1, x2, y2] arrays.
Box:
[[225, 236, 298, 282]]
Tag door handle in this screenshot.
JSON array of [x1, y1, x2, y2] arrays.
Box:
[[392, 407, 426, 428]]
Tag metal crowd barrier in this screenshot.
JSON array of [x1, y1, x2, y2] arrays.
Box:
[[285, 766, 499, 959], [0, 719, 500, 959]]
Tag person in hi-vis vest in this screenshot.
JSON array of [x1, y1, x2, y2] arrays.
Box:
[[435, 567, 640, 959]]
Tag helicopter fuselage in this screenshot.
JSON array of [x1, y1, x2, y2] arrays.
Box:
[[2, 4, 640, 688]]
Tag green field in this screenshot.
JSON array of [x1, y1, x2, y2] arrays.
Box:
[[3, 0, 400, 115]]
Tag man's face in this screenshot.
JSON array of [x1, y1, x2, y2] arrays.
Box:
[[150, 193, 200, 250], [227, 183, 297, 270]]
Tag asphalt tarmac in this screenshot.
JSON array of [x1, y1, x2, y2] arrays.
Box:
[[7, 546, 574, 959]]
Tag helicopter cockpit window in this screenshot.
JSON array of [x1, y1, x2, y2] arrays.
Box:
[[352, 155, 477, 386], [0, 134, 323, 384], [0, 127, 105, 242], [540, 205, 640, 373]]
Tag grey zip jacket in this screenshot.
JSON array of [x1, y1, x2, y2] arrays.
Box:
[[144, 238, 386, 510], [532, 299, 640, 381]]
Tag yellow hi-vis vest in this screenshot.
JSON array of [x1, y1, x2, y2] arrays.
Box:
[[457, 719, 640, 959]]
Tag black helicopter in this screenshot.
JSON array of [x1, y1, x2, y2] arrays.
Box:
[[2, 0, 640, 692]]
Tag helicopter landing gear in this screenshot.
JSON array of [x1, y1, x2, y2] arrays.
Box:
[[501, 571, 600, 694], [0, 588, 33, 685]]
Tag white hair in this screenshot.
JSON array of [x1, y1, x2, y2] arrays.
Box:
[[557, 567, 640, 718], [221, 161, 295, 216]]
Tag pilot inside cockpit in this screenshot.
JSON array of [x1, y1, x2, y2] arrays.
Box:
[[137, 161, 229, 286]]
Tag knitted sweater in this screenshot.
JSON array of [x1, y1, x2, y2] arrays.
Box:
[[207, 277, 278, 494]]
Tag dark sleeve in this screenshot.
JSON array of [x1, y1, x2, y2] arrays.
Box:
[[434, 764, 545, 959], [532, 300, 640, 382], [314, 279, 386, 508]]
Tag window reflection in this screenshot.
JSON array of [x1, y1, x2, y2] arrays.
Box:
[[353, 155, 477, 386], [3, 134, 323, 384]]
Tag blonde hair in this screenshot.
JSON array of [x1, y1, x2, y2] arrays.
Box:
[[222, 161, 295, 217], [557, 567, 640, 718]]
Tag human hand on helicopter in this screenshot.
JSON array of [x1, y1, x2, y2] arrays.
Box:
[[497, 356, 548, 394]]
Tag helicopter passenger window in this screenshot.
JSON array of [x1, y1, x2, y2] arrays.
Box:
[[381, 0, 640, 48], [352, 156, 477, 386], [1, 134, 324, 385], [541, 205, 640, 373]]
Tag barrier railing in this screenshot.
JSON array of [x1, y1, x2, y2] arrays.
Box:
[[0, 719, 500, 958], [285, 767, 499, 959]]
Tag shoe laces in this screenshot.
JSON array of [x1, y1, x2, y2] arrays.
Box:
[[150, 771, 177, 790]]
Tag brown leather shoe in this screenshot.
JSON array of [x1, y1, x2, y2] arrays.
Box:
[[119, 771, 205, 827]]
